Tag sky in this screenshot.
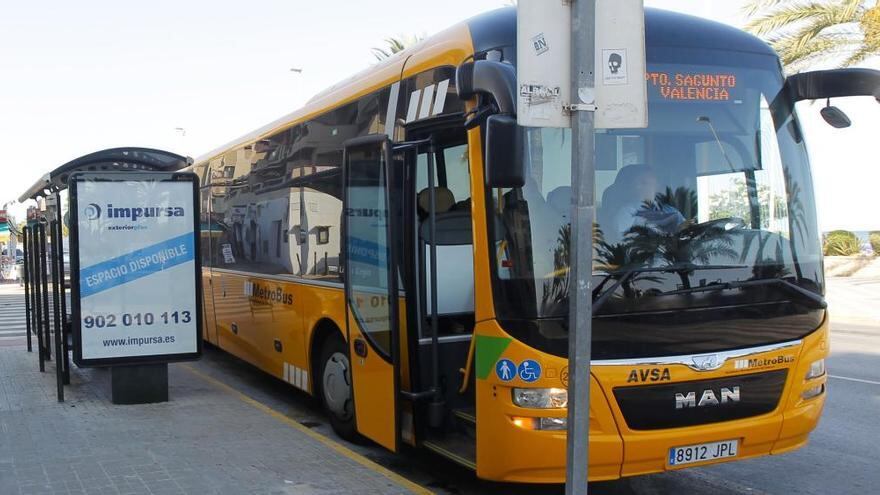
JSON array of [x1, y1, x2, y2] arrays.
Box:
[[1, 0, 878, 231]]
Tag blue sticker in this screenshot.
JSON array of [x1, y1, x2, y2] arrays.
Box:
[[495, 359, 516, 382], [517, 360, 542, 383]]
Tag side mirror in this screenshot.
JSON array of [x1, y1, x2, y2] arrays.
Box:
[[485, 114, 524, 188], [820, 100, 852, 129]]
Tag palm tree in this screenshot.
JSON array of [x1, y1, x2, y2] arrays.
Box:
[[744, 0, 880, 70], [625, 222, 738, 290], [371, 34, 424, 61], [653, 186, 698, 221]]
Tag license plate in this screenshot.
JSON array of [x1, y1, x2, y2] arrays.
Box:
[[668, 439, 738, 466]]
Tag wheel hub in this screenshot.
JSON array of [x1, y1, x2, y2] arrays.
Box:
[[322, 352, 352, 420]]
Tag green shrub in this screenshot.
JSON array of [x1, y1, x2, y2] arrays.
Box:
[[823, 230, 861, 256], [870, 231, 880, 256]]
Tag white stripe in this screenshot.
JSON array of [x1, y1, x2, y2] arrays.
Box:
[[405, 90, 421, 123], [432, 79, 450, 116], [301, 370, 309, 391], [384, 82, 400, 137], [283, 362, 290, 383], [295, 367, 303, 389], [829, 374, 880, 386], [418, 84, 435, 120]]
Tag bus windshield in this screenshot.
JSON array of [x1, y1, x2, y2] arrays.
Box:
[[488, 53, 825, 359]]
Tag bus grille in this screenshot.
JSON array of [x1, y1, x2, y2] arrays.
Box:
[[613, 369, 788, 430]]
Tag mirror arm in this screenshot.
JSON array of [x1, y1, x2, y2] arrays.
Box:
[[463, 102, 498, 130], [456, 60, 517, 116], [785, 68, 880, 103]]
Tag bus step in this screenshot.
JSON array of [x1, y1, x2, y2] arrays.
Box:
[[452, 407, 475, 439], [453, 407, 475, 426], [422, 433, 476, 471]]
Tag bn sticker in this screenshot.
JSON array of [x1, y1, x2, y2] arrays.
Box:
[[496, 359, 516, 382], [518, 360, 542, 383]]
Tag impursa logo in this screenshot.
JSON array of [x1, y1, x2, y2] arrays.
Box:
[[84, 203, 101, 220], [87, 204, 186, 222]]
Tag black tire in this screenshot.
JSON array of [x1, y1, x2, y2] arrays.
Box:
[[318, 333, 358, 440]]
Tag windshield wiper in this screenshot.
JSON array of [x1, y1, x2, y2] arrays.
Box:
[[592, 263, 747, 313], [662, 277, 827, 309]]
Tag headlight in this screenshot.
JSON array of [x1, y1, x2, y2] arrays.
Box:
[[512, 388, 568, 409], [805, 359, 826, 380]]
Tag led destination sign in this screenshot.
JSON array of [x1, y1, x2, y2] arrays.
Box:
[[646, 72, 738, 101]]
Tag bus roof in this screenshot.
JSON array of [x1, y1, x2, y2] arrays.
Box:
[[193, 7, 777, 166], [464, 7, 777, 64]]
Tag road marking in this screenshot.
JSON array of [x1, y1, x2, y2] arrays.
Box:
[[182, 364, 433, 495], [829, 374, 880, 386]]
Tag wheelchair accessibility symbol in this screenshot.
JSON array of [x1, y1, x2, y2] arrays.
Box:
[[518, 360, 542, 383], [495, 359, 516, 382]]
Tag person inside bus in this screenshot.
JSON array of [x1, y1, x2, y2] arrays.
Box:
[[600, 164, 686, 244]]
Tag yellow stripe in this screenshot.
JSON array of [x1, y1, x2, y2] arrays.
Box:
[[182, 364, 433, 495]]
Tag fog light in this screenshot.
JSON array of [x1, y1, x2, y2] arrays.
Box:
[[512, 388, 568, 409], [802, 383, 825, 400], [510, 416, 568, 430], [805, 359, 826, 380], [538, 417, 568, 430], [511, 416, 537, 429]]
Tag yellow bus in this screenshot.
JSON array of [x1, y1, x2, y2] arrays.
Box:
[[191, 7, 879, 484]]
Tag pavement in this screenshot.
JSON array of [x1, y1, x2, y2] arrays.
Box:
[[0, 309, 427, 494], [0, 277, 878, 495]]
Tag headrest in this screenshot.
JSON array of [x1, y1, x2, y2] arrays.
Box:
[[418, 187, 455, 214]]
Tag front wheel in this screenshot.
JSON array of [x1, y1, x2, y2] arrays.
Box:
[[319, 334, 358, 440]]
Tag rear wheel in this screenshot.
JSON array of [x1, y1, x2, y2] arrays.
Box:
[[319, 333, 357, 440]]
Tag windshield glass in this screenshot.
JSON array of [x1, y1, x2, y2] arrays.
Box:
[[488, 53, 824, 358]]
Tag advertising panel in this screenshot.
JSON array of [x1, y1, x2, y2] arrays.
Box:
[[70, 172, 201, 366]]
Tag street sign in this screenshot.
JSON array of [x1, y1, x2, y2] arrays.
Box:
[[516, 0, 571, 128], [594, 0, 648, 129], [69, 172, 202, 367]]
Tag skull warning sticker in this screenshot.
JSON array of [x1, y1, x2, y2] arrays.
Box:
[[603, 48, 628, 86]]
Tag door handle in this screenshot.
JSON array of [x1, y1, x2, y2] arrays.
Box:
[[353, 338, 368, 358]]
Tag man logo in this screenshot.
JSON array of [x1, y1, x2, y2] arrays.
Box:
[[675, 386, 741, 409], [85, 203, 101, 220]]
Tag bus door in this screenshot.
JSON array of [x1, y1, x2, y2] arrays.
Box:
[[342, 135, 402, 452]]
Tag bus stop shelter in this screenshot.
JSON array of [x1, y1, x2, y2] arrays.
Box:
[[18, 148, 191, 402]]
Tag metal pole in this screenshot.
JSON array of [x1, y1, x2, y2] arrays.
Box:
[[566, 0, 596, 493], [426, 144, 444, 427], [23, 227, 32, 352], [39, 223, 52, 361], [56, 192, 70, 384], [50, 219, 64, 402], [32, 224, 45, 371]]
